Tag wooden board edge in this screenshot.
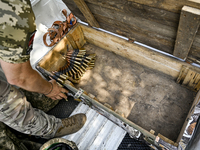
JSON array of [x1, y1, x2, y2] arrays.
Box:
[[79, 23, 200, 79], [173, 6, 200, 60], [176, 90, 200, 143], [73, 0, 100, 28]]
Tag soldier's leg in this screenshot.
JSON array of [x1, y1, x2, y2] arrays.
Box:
[[0, 79, 62, 139], [0, 122, 29, 150]]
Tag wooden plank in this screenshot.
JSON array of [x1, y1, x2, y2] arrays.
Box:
[[73, 0, 100, 28], [63, 1, 86, 22], [195, 79, 200, 91], [188, 72, 197, 87], [85, 3, 176, 54], [69, 25, 86, 49], [66, 34, 78, 49], [188, 48, 200, 65], [195, 83, 200, 91], [176, 65, 189, 84], [80, 23, 200, 78], [80, 24, 181, 78], [85, 0, 180, 27], [182, 69, 196, 85], [87, 3, 176, 39], [188, 73, 200, 88], [128, 0, 200, 13], [158, 133, 178, 147], [95, 15, 174, 54], [64, 0, 200, 64], [191, 74, 200, 91], [177, 90, 200, 143], [173, 6, 200, 60], [194, 74, 200, 84], [65, 0, 200, 64], [188, 33, 200, 64], [176, 65, 200, 90]]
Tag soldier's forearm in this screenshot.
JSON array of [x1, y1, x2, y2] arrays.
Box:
[[0, 59, 51, 94], [17, 69, 52, 94]]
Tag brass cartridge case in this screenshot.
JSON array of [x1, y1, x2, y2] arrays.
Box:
[[57, 77, 64, 84], [73, 66, 79, 72], [71, 68, 76, 75], [73, 64, 80, 69], [68, 70, 73, 77], [78, 49, 86, 52], [76, 54, 84, 58], [74, 61, 81, 65], [80, 65, 86, 71], [61, 74, 69, 78], [83, 59, 90, 63], [82, 62, 88, 67], [59, 74, 67, 80], [79, 67, 85, 74]]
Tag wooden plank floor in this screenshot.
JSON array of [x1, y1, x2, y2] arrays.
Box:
[[75, 43, 196, 141]]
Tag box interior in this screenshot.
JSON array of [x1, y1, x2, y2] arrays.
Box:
[[38, 23, 197, 142]]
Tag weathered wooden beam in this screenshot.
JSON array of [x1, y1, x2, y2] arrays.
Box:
[[66, 34, 78, 49], [85, 3, 176, 54], [68, 25, 86, 49], [79, 23, 200, 78], [73, 0, 100, 28], [65, 0, 200, 64], [85, 0, 180, 27], [128, 0, 200, 13], [173, 6, 200, 60], [177, 90, 200, 143]]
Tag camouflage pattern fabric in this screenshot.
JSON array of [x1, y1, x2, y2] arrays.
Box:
[[0, 122, 28, 150], [0, 67, 61, 150], [0, 0, 36, 63], [0, 79, 62, 139], [21, 89, 60, 113], [20, 139, 42, 150], [0, 0, 64, 149]]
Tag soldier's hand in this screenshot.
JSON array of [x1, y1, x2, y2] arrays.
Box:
[[45, 79, 68, 100]]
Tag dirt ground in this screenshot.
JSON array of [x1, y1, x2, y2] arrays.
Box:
[[75, 43, 196, 142]]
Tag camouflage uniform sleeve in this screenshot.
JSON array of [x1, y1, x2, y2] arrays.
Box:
[[0, 0, 36, 64]]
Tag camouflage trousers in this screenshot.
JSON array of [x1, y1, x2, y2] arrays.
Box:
[[0, 79, 62, 150]]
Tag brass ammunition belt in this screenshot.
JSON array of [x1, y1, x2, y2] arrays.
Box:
[[55, 48, 96, 83]]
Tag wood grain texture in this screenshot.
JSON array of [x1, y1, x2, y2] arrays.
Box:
[[177, 90, 200, 143], [66, 34, 78, 49], [69, 25, 86, 49], [182, 69, 196, 85], [173, 6, 200, 60], [62, 0, 200, 64], [64, 1, 86, 22], [73, 0, 100, 28], [188, 34, 200, 63], [80, 24, 181, 78], [97, 14, 175, 54], [128, 0, 200, 13], [176, 65, 200, 91], [79, 23, 200, 78], [86, 3, 177, 54], [177, 65, 189, 84], [188, 73, 200, 88], [85, 0, 180, 27]]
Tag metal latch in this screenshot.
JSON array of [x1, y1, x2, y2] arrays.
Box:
[[74, 88, 84, 99]]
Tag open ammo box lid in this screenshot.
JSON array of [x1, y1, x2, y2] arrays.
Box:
[[32, 0, 200, 149]]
